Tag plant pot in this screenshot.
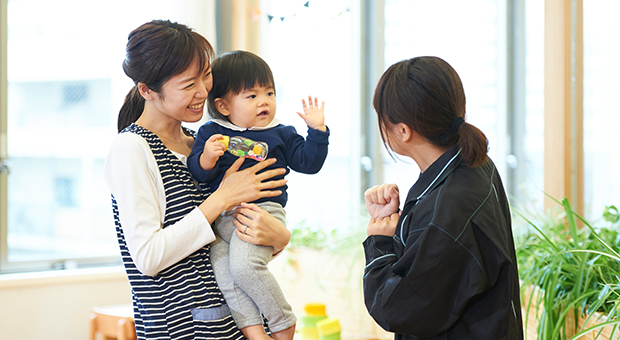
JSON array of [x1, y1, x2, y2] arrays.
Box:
[[522, 284, 616, 340]]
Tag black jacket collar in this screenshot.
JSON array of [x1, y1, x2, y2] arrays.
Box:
[[403, 144, 463, 209]]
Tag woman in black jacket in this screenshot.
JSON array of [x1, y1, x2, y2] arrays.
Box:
[[362, 56, 524, 340]]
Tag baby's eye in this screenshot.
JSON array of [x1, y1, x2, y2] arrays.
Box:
[[268, 92, 275, 96], [247, 94, 256, 99]]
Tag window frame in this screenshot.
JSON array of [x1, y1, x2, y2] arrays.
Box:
[[1, 0, 11, 272], [543, 0, 584, 215]]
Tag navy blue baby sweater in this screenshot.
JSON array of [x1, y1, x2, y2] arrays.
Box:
[[188, 121, 329, 207]]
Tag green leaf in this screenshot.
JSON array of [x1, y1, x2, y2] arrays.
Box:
[[568, 320, 620, 340], [604, 205, 620, 223]]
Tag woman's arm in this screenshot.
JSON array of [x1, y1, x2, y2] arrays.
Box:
[[105, 133, 217, 276], [197, 157, 288, 224], [363, 223, 485, 338], [106, 136, 289, 276]]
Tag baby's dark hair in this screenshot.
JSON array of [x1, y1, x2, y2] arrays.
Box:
[[207, 50, 275, 121]]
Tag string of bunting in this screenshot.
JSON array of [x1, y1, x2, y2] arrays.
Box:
[[252, 1, 350, 23]]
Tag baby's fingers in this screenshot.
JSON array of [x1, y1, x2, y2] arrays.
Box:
[[207, 134, 224, 142]]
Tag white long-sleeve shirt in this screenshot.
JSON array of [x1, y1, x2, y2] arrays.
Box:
[[104, 131, 216, 276]]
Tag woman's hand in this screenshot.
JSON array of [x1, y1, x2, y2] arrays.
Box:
[[233, 203, 290, 254], [367, 212, 400, 237], [364, 183, 400, 219], [199, 157, 287, 223], [218, 157, 287, 207]]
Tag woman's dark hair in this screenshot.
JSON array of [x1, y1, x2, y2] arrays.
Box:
[[117, 20, 215, 132], [207, 50, 275, 121], [373, 56, 488, 167]]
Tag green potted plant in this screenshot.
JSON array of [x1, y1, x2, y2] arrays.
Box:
[[515, 197, 620, 339]]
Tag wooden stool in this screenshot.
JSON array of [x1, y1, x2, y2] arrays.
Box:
[[89, 304, 136, 340]]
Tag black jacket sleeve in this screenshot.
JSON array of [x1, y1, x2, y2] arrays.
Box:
[[363, 225, 486, 338]]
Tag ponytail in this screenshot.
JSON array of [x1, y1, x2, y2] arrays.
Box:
[[456, 121, 488, 167], [117, 86, 145, 133], [374, 56, 490, 168]]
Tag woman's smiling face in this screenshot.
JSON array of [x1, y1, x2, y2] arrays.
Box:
[[152, 59, 213, 123]]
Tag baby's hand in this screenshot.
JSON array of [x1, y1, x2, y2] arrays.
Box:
[[200, 134, 226, 171], [297, 96, 326, 132]]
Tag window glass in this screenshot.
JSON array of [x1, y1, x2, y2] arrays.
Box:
[[258, 0, 361, 231], [583, 0, 620, 220], [5, 0, 215, 270], [382, 0, 544, 212], [383, 0, 507, 201], [521, 0, 545, 212]]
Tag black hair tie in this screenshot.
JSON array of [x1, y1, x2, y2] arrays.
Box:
[[451, 116, 465, 132]]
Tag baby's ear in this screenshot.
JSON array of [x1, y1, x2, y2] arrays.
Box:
[[214, 98, 230, 116]]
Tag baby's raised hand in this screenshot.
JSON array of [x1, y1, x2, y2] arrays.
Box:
[[200, 134, 226, 171], [297, 96, 326, 132]]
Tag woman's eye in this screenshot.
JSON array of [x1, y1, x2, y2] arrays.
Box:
[[185, 83, 195, 89]]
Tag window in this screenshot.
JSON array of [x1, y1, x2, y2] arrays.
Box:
[[257, 0, 545, 230], [382, 0, 544, 213], [583, 0, 620, 220], [257, 0, 363, 231], [1, 0, 217, 272], [0, 0, 556, 273], [383, 0, 510, 202]]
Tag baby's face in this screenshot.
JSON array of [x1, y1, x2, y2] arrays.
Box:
[[225, 85, 276, 129]]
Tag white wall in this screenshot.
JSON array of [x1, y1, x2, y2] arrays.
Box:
[[0, 267, 131, 340], [0, 251, 389, 340]]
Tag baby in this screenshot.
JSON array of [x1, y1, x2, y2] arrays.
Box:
[[187, 50, 329, 340]]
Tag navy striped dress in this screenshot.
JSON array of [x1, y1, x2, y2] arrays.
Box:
[[111, 124, 245, 340]]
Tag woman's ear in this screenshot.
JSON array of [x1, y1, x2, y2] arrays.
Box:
[[214, 98, 230, 116], [394, 122, 413, 143], [137, 83, 155, 101]]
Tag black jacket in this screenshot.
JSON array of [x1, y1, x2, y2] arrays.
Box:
[[363, 145, 523, 340]]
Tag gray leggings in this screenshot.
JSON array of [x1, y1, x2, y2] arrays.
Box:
[[210, 201, 296, 332]]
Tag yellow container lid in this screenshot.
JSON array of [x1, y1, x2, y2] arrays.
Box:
[[316, 318, 341, 336], [304, 303, 326, 316], [300, 327, 320, 340]]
